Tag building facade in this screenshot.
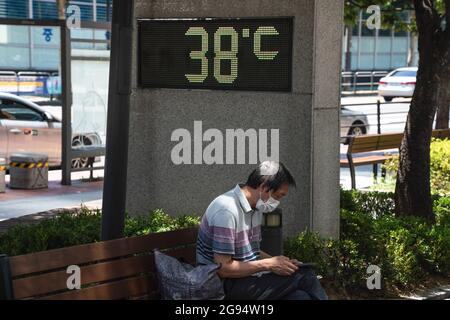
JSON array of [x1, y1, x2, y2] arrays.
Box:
[[0, 3, 418, 74], [0, 0, 110, 71], [343, 9, 418, 72], [0, 0, 111, 21]]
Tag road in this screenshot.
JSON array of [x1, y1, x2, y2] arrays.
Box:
[[341, 95, 411, 135]]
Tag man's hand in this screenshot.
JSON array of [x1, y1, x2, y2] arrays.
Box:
[[265, 256, 299, 276]]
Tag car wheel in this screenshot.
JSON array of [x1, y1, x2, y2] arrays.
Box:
[[71, 136, 94, 169], [383, 96, 394, 102], [348, 122, 367, 136]]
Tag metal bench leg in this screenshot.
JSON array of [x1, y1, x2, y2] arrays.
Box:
[[90, 164, 94, 181], [0, 255, 14, 300], [381, 167, 387, 179], [350, 164, 356, 190], [88, 158, 95, 181], [347, 152, 357, 190], [373, 164, 378, 180]]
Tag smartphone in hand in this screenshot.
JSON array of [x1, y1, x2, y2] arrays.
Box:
[[297, 262, 317, 268], [289, 259, 317, 268]]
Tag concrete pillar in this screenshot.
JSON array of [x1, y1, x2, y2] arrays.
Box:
[[125, 0, 343, 239]]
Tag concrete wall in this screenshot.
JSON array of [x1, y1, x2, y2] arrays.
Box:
[[125, 0, 343, 239]]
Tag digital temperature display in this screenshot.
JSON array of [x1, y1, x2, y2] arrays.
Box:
[[138, 18, 293, 91]]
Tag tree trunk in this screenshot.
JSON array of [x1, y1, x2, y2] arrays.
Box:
[[395, 74, 437, 223], [57, 0, 67, 20], [395, 0, 450, 223], [435, 71, 450, 129]]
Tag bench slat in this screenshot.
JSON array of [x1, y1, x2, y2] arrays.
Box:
[[130, 291, 159, 300], [13, 246, 196, 299], [432, 129, 450, 140], [13, 254, 153, 299], [349, 129, 450, 155], [9, 228, 198, 277], [39, 274, 156, 300], [349, 134, 403, 153], [340, 155, 395, 167]]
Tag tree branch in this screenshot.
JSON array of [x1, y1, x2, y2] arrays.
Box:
[[348, 0, 414, 12], [414, 0, 440, 34]]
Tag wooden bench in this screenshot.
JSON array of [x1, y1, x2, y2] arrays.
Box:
[[340, 129, 450, 190], [0, 228, 198, 300]]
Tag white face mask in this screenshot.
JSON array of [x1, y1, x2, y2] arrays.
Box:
[[256, 190, 280, 213]]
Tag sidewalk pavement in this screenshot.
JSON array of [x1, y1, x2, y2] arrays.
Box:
[[401, 285, 450, 300], [0, 167, 103, 222]]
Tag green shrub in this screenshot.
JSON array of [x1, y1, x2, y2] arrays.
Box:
[[425, 225, 450, 274], [326, 239, 368, 290], [383, 138, 450, 196], [0, 208, 200, 256], [434, 196, 450, 227], [370, 214, 438, 285], [340, 187, 357, 212], [0, 208, 102, 256], [284, 231, 329, 276], [173, 214, 202, 230], [285, 196, 450, 292], [430, 139, 450, 195], [384, 227, 425, 286], [124, 209, 174, 235], [340, 209, 377, 261], [125, 210, 201, 236], [285, 230, 370, 290], [340, 189, 395, 217]]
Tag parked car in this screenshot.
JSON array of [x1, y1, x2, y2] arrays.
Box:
[[341, 106, 369, 142], [0, 92, 102, 168], [378, 67, 417, 102]]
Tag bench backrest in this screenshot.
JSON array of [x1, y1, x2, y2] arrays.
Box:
[[348, 129, 450, 154], [0, 228, 198, 300], [348, 133, 403, 154], [432, 129, 450, 140]]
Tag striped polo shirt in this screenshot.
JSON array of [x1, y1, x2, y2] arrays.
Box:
[[196, 184, 262, 266]]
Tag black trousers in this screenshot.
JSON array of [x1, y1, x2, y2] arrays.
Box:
[[222, 267, 328, 300]]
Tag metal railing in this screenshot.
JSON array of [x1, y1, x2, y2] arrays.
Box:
[[340, 99, 450, 140], [341, 71, 390, 94], [340, 99, 411, 141]]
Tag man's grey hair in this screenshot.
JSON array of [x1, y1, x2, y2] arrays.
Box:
[[245, 161, 296, 192]]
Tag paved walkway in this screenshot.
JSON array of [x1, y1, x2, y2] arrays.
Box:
[[0, 167, 103, 222], [402, 285, 450, 300], [339, 143, 396, 191]]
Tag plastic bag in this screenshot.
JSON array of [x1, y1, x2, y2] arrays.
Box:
[[154, 249, 225, 300]]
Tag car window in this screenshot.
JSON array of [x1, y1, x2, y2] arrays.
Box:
[[391, 70, 417, 77], [0, 99, 44, 122]]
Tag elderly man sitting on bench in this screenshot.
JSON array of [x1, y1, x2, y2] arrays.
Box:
[[196, 161, 328, 300]]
